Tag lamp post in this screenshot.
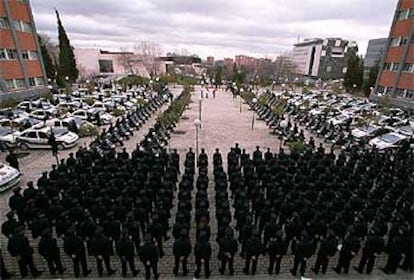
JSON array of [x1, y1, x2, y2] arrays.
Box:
[[272, 80, 276, 90], [353, 84, 357, 94], [279, 119, 288, 151], [251, 98, 257, 130], [198, 96, 203, 123], [240, 88, 244, 113], [194, 119, 201, 165]]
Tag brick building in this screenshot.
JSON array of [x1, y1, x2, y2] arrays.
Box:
[[374, 0, 414, 109], [0, 0, 48, 101], [235, 55, 258, 68]]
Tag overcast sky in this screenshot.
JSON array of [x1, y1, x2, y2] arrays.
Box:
[[31, 0, 396, 60]]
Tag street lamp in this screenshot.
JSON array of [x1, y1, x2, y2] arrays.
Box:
[[279, 119, 288, 151], [353, 84, 357, 93], [198, 97, 203, 122], [251, 98, 257, 130], [194, 119, 202, 164], [240, 88, 244, 113]]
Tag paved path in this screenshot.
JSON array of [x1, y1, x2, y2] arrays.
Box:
[[0, 86, 412, 280]]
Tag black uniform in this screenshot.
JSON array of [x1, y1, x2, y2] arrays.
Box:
[[194, 232, 211, 278], [173, 230, 192, 276], [7, 228, 42, 278], [63, 228, 91, 277], [267, 235, 287, 275], [334, 235, 360, 274], [90, 230, 116, 276], [139, 234, 160, 280], [218, 229, 238, 275], [355, 233, 384, 274], [312, 232, 338, 274], [116, 232, 139, 277], [243, 230, 264, 275], [290, 234, 315, 276], [38, 229, 65, 275]]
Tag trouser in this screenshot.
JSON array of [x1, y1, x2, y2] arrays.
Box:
[[314, 254, 329, 274], [195, 257, 210, 277], [1, 253, 12, 279], [220, 256, 234, 274], [121, 256, 136, 276], [401, 250, 413, 271], [244, 255, 259, 274], [173, 256, 188, 275], [268, 255, 282, 274], [384, 252, 402, 273], [96, 255, 112, 276], [72, 254, 89, 277], [291, 255, 306, 276], [18, 256, 39, 277], [335, 251, 352, 273], [45, 256, 64, 274], [143, 261, 158, 279], [358, 251, 376, 273]]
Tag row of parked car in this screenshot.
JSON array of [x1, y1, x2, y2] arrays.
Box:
[[252, 89, 414, 152], [0, 87, 162, 151]]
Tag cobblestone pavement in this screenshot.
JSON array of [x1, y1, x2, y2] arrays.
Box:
[[0, 86, 413, 280]]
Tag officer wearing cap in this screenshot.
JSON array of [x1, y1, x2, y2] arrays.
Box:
[[38, 228, 66, 275], [139, 233, 160, 280]]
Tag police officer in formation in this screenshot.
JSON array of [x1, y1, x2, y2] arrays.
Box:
[[1, 140, 413, 278]]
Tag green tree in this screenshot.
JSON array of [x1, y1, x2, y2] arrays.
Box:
[[213, 65, 223, 86], [38, 35, 56, 81], [233, 63, 245, 85], [344, 50, 364, 93], [363, 61, 380, 96], [56, 9, 78, 87]]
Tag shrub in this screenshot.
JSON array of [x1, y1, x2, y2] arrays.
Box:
[[112, 108, 125, 117]]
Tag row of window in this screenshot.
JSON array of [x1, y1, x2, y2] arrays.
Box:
[[0, 48, 38, 60], [5, 77, 44, 90], [0, 17, 32, 32], [390, 36, 411, 47], [396, 8, 414, 21], [383, 62, 414, 72], [378, 86, 414, 100]]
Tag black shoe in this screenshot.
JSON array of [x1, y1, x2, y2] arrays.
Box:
[[108, 269, 117, 276], [84, 269, 92, 277], [219, 268, 224, 275], [353, 266, 362, 274], [206, 271, 211, 278], [194, 272, 200, 278], [333, 267, 340, 274], [133, 270, 140, 276], [311, 267, 318, 274], [173, 268, 178, 276], [267, 268, 272, 274], [183, 269, 189, 276], [3, 272, 15, 279], [229, 269, 234, 276], [154, 273, 160, 279], [290, 269, 296, 276], [59, 267, 67, 274], [243, 267, 248, 274], [33, 271, 43, 278]]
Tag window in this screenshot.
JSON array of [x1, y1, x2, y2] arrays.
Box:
[[326, 66, 332, 72], [26, 131, 37, 138], [377, 86, 385, 94], [0, 17, 9, 29], [7, 49, 17, 59], [401, 37, 409, 46], [13, 20, 32, 32], [383, 63, 392, 71], [29, 51, 38, 60], [15, 79, 25, 88], [5, 80, 15, 90], [342, 67, 347, 73], [395, 88, 406, 97], [392, 63, 400, 71], [402, 63, 414, 72], [21, 50, 29, 60], [35, 77, 45, 86], [397, 9, 409, 20], [98, 59, 114, 73], [390, 38, 400, 47], [321, 50, 326, 56], [0, 49, 6, 60], [385, 87, 393, 95], [406, 90, 414, 99], [335, 39, 341, 47], [28, 78, 36, 86]]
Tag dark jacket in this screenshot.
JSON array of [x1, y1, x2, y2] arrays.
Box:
[[8, 234, 33, 258], [116, 236, 135, 257], [139, 243, 159, 263], [38, 236, 60, 259], [173, 237, 192, 257]]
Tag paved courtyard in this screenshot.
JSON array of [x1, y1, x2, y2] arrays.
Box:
[[0, 86, 412, 280]]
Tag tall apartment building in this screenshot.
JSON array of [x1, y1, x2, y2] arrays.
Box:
[[364, 38, 387, 79], [0, 0, 48, 101], [374, 0, 414, 109], [235, 55, 258, 68], [292, 38, 358, 80]]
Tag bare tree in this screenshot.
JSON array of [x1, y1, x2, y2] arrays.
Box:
[[134, 41, 162, 77], [273, 52, 298, 81], [117, 48, 135, 75]]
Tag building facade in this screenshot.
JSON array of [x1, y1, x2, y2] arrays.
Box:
[[235, 55, 258, 68], [364, 38, 387, 79], [74, 48, 150, 79], [374, 0, 414, 109], [0, 0, 48, 101], [292, 38, 358, 80]]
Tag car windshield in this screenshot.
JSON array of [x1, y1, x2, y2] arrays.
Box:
[[361, 125, 376, 133], [51, 127, 69, 136], [380, 133, 402, 144], [0, 127, 12, 136]]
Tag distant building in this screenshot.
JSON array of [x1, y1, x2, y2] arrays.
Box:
[[235, 55, 257, 68], [0, 0, 48, 101], [292, 38, 358, 80], [364, 38, 387, 79], [374, 0, 414, 110], [206, 56, 214, 65], [74, 48, 149, 79], [159, 55, 202, 76]]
